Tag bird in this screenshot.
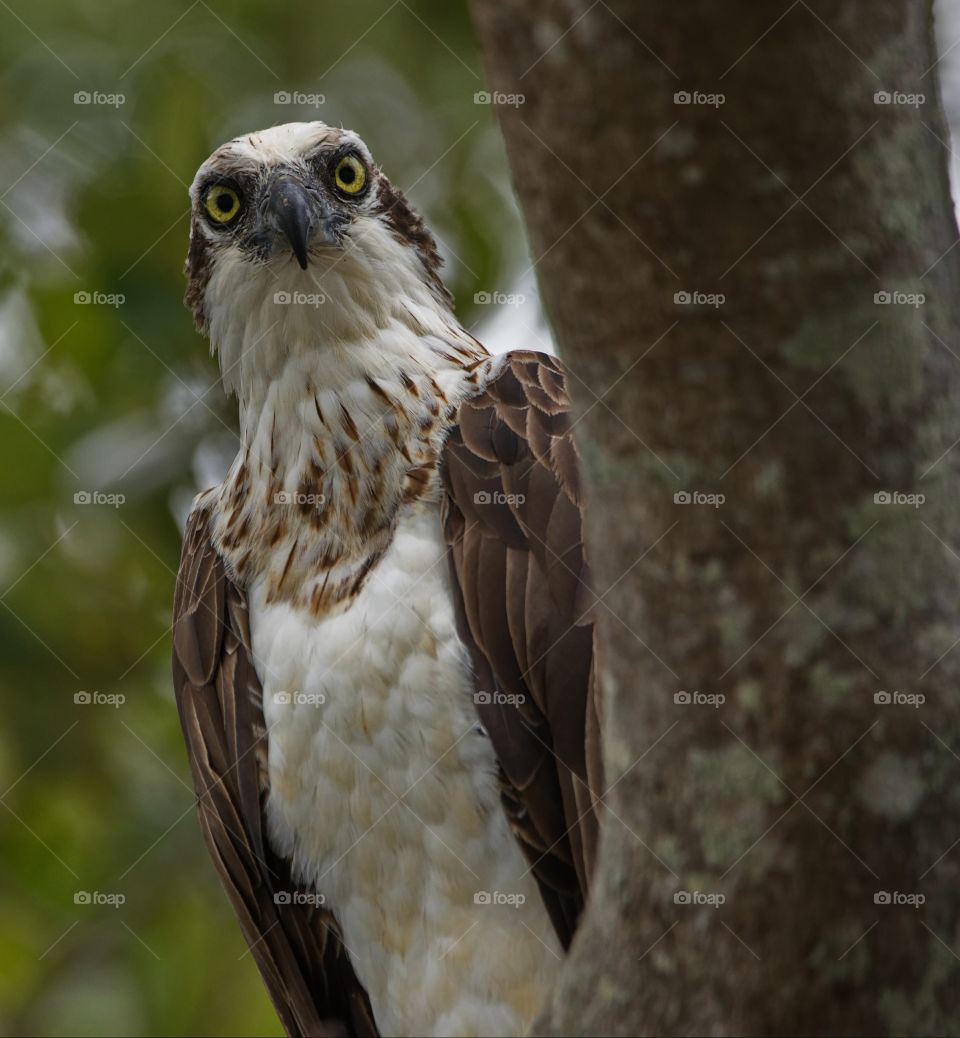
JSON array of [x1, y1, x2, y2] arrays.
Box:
[[171, 121, 601, 1038]]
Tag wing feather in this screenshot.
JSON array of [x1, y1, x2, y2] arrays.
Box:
[[172, 507, 378, 1038], [441, 350, 602, 949]]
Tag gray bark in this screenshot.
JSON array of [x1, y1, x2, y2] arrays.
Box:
[[470, 1, 960, 1033]]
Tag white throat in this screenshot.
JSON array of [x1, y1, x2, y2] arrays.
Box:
[[202, 225, 486, 616], [204, 216, 464, 425]]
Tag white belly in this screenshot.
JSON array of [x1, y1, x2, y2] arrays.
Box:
[[249, 504, 562, 1037]]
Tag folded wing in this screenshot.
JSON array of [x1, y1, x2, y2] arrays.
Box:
[[172, 507, 378, 1038], [441, 350, 603, 948]]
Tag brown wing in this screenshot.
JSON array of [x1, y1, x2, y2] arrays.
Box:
[[440, 350, 603, 949], [172, 507, 378, 1038]]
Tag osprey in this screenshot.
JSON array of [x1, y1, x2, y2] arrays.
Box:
[[172, 122, 600, 1038]]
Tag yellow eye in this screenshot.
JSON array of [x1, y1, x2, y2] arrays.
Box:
[[204, 183, 241, 223], [333, 154, 366, 195]]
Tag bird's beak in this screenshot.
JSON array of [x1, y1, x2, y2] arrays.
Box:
[[263, 175, 341, 270]]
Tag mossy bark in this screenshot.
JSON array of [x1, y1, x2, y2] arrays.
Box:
[[471, 1, 960, 1033]]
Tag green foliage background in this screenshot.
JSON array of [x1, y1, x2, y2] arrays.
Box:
[[0, 2, 529, 1033]]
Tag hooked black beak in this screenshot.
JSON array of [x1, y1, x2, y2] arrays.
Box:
[[266, 176, 314, 270], [263, 174, 344, 270]]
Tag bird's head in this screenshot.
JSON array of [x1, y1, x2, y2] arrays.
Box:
[[184, 122, 452, 348]]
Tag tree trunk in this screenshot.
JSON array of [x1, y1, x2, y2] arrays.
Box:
[[470, 1, 960, 1033]]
